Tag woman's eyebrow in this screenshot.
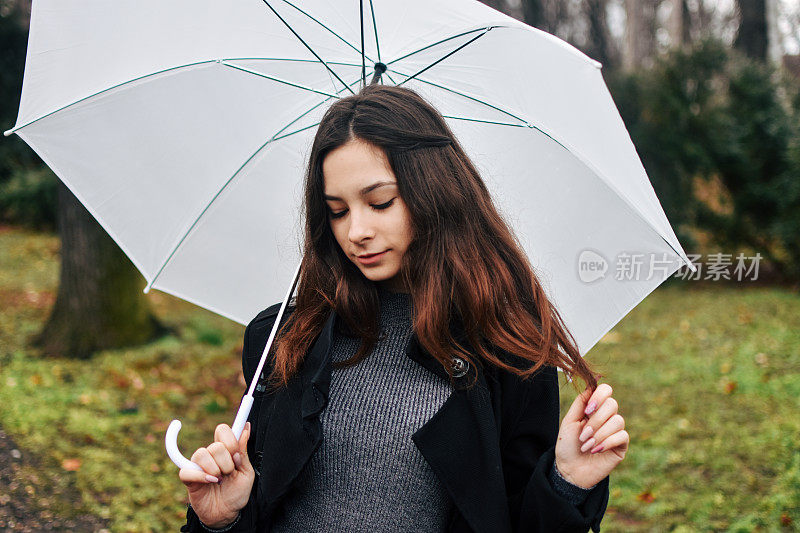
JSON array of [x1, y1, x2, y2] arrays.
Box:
[[324, 181, 396, 201]]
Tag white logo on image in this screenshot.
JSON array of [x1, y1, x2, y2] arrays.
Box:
[[578, 250, 608, 283]]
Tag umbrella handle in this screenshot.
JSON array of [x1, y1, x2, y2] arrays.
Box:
[[166, 394, 255, 471], [166, 260, 302, 472]]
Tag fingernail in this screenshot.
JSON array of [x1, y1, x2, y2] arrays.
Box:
[[233, 452, 242, 468], [579, 425, 594, 443], [584, 401, 597, 416], [590, 444, 604, 454], [205, 474, 219, 483], [580, 437, 596, 453], [246, 422, 250, 431]]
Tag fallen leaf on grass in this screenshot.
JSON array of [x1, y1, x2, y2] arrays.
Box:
[[636, 491, 655, 503], [108, 368, 131, 388], [131, 373, 145, 390], [724, 381, 737, 394], [61, 458, 81, 471], [737, 310, 752, 324]]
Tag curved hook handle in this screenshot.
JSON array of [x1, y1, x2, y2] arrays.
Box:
[[166, 261, 301, 472], [165, 419, 202, 471], [166, 395, 255, 471]]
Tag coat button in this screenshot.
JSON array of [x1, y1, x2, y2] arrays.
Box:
[[451, 356, 469, 378]]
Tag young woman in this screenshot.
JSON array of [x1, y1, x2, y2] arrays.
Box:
[[179, 85, 629, 532]]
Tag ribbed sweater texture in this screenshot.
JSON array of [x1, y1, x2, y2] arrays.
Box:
[[270, 287, 453, 531], [268, 286, 591, 531]]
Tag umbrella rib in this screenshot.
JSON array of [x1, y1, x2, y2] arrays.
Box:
[[265, 101, 531, 143], [4, 57, 367, 137], [396, 27, 494, 86], [386, 26, 500, 66], [275, 114, 528, 140], [360, 0, 366, 89], [220, 57, 364, 67], [387, 66, 528, 127], [261, 0, 355, 95], [5, 59, 215, 136], [368, 0, 382, 62], [280, 0, 376, 64], [219, 61, 341, 98], [267, 113, 528, 144], [387, 65, 580, 162], [384, 71, 399, 85], [144, 74, 363, 293], [441, 115, 526, 128]]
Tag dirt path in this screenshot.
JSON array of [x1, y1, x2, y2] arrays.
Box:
[[0, 426, 110, 532]]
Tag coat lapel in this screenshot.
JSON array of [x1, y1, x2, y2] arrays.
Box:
[[407, 330, 512, 533], [256, 307, 511, 532], [256, 310, 334, 512]]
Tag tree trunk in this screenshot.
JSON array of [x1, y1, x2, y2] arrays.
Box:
[[584, 0, 617, 69], [479, 0, 507, 13], [765, 0, 782, 64], [734, 0, 768, 61], [668, 0, 691, 48], [521, 0, 546, 30], [32, 182, 169, 358], [623, 0, 658, 71]]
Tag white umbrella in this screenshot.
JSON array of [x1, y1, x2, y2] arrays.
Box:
[[6, 0, 695, 471]]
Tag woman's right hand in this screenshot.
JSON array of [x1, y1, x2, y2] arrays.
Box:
[[179, 422, 255, 529]]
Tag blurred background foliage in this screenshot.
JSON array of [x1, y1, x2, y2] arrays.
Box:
[[607, 38, 800, 280], [0, 3, 49, 228]]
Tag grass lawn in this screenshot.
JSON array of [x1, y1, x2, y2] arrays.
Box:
[[0, 226, 798, 532]]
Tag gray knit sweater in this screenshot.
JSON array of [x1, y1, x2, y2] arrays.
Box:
[[267, 287, 592, 532], [270, 287, 453, 531]]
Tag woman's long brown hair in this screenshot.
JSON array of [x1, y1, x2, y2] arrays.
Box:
[[266, 84, 601, 392]]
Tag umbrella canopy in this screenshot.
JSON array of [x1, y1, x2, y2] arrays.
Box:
[[7, 0, 694, 358]]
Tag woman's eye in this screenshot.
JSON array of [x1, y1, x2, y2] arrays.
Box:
[[328, 198, 395, 220], [372, 198, 395, 211]]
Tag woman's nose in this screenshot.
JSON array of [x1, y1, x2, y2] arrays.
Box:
[[348, 209, 375, 243]]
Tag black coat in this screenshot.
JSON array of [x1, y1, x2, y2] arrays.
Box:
[[182, 302, 610, 532]]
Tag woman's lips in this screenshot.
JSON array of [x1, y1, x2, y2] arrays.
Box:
[[356, 250, 388, 265]]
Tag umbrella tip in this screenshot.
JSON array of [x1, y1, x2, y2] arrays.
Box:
[[3, 128, 14, 137]]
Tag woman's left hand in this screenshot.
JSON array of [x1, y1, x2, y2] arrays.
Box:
[[554, 383, 629, 489]]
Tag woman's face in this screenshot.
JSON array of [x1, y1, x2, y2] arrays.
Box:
[[322, 139, 413, 293]]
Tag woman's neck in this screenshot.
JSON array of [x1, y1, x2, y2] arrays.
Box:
[[377, 279, 410, 294]]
